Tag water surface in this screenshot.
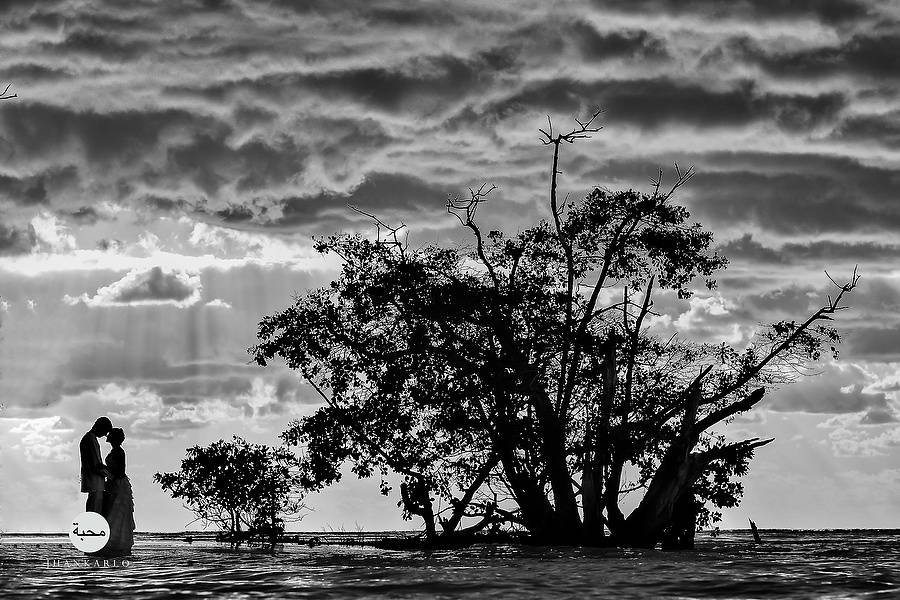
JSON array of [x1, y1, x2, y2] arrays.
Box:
[[2, 530, 898, 598]]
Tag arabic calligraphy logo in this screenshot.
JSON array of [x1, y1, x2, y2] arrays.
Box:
[[69, 511, 110, 553]]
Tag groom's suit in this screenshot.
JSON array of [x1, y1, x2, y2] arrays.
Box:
[[80, 431, 106, 511]]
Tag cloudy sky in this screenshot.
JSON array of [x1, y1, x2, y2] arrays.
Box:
[[2, 0, 900, 533]]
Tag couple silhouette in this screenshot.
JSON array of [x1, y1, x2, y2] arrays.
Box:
[[79, 416, 134, 555]]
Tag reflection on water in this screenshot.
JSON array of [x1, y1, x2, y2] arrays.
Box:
[[2, 530, 899, 599]]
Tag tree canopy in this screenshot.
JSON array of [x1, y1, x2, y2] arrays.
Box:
[[154, 436, 305, 545], [251, 113, 857, 548]]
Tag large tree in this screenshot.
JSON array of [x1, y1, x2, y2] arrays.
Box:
[[251, 113, 856, 548]]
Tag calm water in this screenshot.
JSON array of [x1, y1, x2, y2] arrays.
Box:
[[2, 530, 899, 599]]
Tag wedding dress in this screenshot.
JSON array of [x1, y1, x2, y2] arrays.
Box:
[[100, 446, 135, 555]]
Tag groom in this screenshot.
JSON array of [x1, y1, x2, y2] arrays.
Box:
[[80, 416, 112, 513]]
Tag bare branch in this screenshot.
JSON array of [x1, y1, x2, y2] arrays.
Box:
[[447, 183, 501, 288], [0, 83, 16, 101], [650, 162, 696, 200], [537, 108, 604, 146], [707, 268, 859, 405], [349, 204, 408, 254]]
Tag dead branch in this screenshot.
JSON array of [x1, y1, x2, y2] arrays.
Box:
[[446, 183, 497, 227], [538, 108, 604, 146], [447, 183, 501, 288], [650, 162, 695, 200], [349, 204, 408, 255]]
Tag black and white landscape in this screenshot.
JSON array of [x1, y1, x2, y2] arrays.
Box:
[[1, 0, 899, 542]]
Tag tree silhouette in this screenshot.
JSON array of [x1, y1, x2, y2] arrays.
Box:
[[154, 437, 306, 547], [251, 113, 857, 548]]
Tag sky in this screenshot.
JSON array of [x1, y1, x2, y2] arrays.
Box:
[[1, 0, 899, 533]]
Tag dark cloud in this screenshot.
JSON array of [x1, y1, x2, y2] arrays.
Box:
[[595, 0, 872, 25], [718, 234, 787, 264], [0, 0, 65, 15], [719, 234, 900, 265], [674, 153, 900, 235], [54, 340, 307, 414], [65, 267, 201, 307], [571, 22, 669, 61], [255, 0, 458, 24], [0, 63, 73, 82], [689, 172, 895, 235], [0, 165, 79, 206], [0, 221, 36, 255], [780, 241, 900, 264], [0, 172, 48, 205], [138, 194, 190, 213], [174, 52, 518, 114], [728, 278, 900, 331], [832, 111, 900, 149], [232, 104, 277, 128], [272, 172, 450, 228], [732, 32, 900, 80], [860, 408, 898, 425], [0, 0, 890, 242], [152, 376, 253, 404], [108, 267, 197, 304], [62, 349, 256, 390], [52, 29, 148, 61], [847, 324, 900, 362], [741, 285, 819, 316], [0, 103, 224, 167], [215, 204, 255, 223], [61, 206, 100, 225], [274, 374, 303, 404], [770, 364, 889, 413], [96, 238, 123, 251], [164, 133, 306, 196], [585, 151, 900, 236], [483, 78, 845, 132], [365, 5, 459, 27], [852, 278, 900, 314]]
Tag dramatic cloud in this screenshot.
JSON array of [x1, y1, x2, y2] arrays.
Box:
[[769, 363, 891, 415], [2, 0, 900, 531], [599, 0, 873, 24], [718, 235, 900, 266], [64, 266, 202, 307], [0, 221, 36, 255]]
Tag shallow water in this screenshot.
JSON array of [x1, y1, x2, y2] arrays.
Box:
[[2, 530, 899, 599]]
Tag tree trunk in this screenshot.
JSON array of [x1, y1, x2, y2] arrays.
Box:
[[501, 457, 557, 536], [440, 455, 500, 535], [401, 479, 437, 540], [615, 386, 703, 547], [618, 453, 700, 547], [581, 457, 606, 543], [583, 339, 615, 544], [527, 384, 582, 541], [618, 438, 772, 548], [492, 418, 560, 537], [660, 491, 698, 550]]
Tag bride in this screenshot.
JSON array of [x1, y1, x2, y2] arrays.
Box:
[[98, 427, 135, 555]]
